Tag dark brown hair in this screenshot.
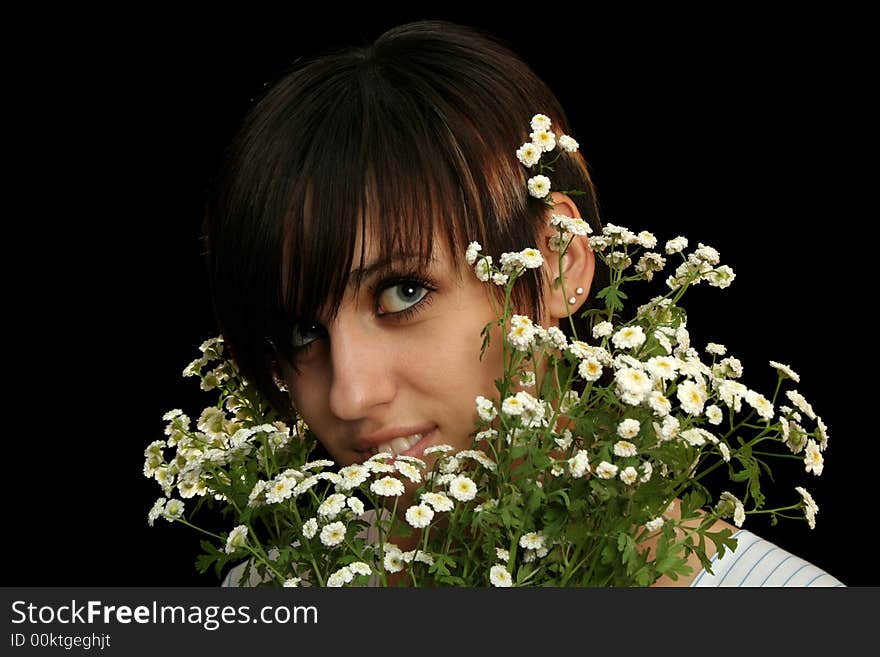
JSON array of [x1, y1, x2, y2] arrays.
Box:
[[204, 19, 606, 415]]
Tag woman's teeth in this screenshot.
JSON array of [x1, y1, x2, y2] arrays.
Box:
[[372, 433, 423, 456]]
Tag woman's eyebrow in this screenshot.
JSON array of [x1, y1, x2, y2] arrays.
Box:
[[348, 254, 436, 287]]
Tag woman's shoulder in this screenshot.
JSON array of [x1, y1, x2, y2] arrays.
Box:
[[648, 499, 843, 587], [688, 528, 844, 587]]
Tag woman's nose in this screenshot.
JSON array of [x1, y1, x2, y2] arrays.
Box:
[[326, 314, 397, 421]]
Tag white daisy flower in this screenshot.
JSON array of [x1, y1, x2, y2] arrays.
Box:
[[383, 544, 405, 573], [706, 265, 736, 289], [163, 498, 184, 521], [659, 415, 681, 441], [370, 476, 405, 497], [746, 390, 775, 421], [595, 461, 618, 479], [558, 134, 579, 152], [519, 532, 545, 551], [530, 129, 557, 152], [555, 430, 573, 451], [396, 455, 427, 468], [646, 517, 664, 532], [614, 440, 638, 457], [224, 525, 248, 554], [636, 231, 658, 248], [718, 442, 731, 462], [612, 325, 647, 350], [421, 491, 454, 512], [317, 493, 347, 520], [405, 503, 435, 529], [496, 547, 510, 563], [474, 429, 498, 446], [804, 439, 824, 476], [639, 461, 653, 482], [516, 142, 542, 167], [816, 416, 829, 451], [592, 321, 614, 339], [648, 391, 672, 417], [530, 113, 552, 131], [162, 408, 184, 422], [320, 521, 346, 547], [785, 390, 816, 420], [608, 251, 632, 270], [346, 496, 365, 516], [527, 175, 551, 199], [719, 492, 745, 528], [438, 454, 459, 475], [589, 235, 611, 252], [458, 449, 497, 470], [734, 503, 746, 527], [490, 564, 513, 587], [465, 241, 482, 265], [677, 380, 706, 416], [349, 562, 371, 577], [615, 367, 653, 405], [796, 486, 819, 529], [401, 550, 434, 566], [147, 498, 166, 527], [619, 466, 638, 485], [327, 567, 354, 587], [692, 243, 721, 265], [617, 418, 641, 439], [550, 213, 592, 236], [717, 380, 747, 412], [196, 406, 225, 437], [499, 251, 525, 275], [680, 429, 707, 447], [508, 314, 537, 351], [449, 475, 477, 502], [474, 256, 493, 282], [569, 450, 591, 478], [292, 475, 320, 497], [705, 404, 723, 425], [545, 326, 569, 350], [769, 360, 800, 382], [423, 444, 454, 456], [578, 358, 604, 382], [502, 395, 525, 417], [492, 272, 509, 286], [518, 248, 544, 269], [665, 236, 688, 254], [394, 461, 422, 484], [635, 252, 666, 281], [567, 339, 592, 359], [336, 464, 370, 491]]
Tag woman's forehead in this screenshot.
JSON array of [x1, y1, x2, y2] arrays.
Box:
[[351, 220, 458, 278]]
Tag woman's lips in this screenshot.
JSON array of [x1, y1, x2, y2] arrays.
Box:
[[359, 426, 439, 461]]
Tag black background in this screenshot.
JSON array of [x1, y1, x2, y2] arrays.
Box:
[[8, 8, 871, 586]]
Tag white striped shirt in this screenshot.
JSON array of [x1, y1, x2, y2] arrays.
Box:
[[690, 529, 844, 587]]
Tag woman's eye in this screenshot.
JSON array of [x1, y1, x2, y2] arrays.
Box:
[[291, 321, 326, 348], [378, 281, 429, 314]]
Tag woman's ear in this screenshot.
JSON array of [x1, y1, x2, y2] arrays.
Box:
[[538, 192, 595, 321]]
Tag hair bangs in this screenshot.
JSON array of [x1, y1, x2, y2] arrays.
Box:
[[278, 77, 529, 355]]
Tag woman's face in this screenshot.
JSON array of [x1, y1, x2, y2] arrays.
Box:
[[279, 224, 511, 471]]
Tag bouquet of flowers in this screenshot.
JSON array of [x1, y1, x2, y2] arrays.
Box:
[[144, 114, 828, 587]]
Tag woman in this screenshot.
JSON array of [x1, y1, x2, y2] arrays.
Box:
[[205, 19, 842, 587]]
